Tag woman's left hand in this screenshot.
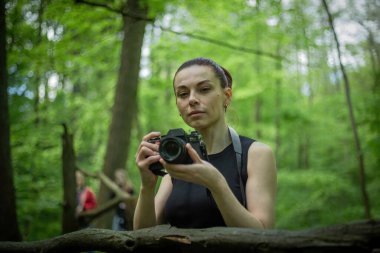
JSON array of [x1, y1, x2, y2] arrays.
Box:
[[160, 143, 222, 189]]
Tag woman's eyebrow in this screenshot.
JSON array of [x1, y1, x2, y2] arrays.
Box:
[[176, 79, 211, 90], [197, 79, 212, 85]]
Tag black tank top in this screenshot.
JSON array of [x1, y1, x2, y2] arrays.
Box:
[[164, 136, 255, 228]]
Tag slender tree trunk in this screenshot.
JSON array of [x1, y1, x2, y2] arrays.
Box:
[[273, 1, 283, 163], [301, 7, 312, 169], [61, 124, 79, 233], [322, 0, 371, 220], [96, 0, 148, 228], [358, 22, 380, 89], [0, 0, 22, 241], [253, 3, 262, 140], [274, 44, 282, 162], [33, 0, 46, 125], [254, 99, 262, 139]]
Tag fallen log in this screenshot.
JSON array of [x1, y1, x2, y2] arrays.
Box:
[[0, 220, 379, 253]]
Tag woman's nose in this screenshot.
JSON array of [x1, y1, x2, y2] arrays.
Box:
[[189, 91, 199, 106]]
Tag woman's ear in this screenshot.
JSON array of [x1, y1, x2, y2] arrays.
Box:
[[224, 87, 232, 106]]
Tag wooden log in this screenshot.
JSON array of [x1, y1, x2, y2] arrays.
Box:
[[0, 220, 379, 253]]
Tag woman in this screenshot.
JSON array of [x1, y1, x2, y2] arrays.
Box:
[[112, 169, 135, 231], [133, 57, 276, 229], [75, 170, 97, 229]]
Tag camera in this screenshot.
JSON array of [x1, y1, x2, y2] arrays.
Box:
[[148, 128, 208, 176]]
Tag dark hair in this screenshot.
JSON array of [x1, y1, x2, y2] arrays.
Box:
[[173, 57, 233, 88]]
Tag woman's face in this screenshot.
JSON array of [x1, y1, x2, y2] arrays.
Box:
[[173, 65, 231, 130], [76, 171, 85, 187]]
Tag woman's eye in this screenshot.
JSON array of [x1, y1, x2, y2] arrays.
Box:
[[177, 92, 188, 98], [200, 87, 210, 92]]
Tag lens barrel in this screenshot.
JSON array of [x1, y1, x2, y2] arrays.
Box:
[[159, 137, 187, 163]]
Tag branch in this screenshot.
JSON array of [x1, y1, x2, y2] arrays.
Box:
[[74, 0, 287, 62], [0, 220, 379, 253], [75, 0, 122, 15], [76, 168, 134, 223], [76, 196, 122, 224], [78, 168, 131, 199], [75, 0, 154, 22], [158, 26, 287, 62]]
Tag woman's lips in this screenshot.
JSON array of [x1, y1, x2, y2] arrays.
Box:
[[189, 111, 204, 116]]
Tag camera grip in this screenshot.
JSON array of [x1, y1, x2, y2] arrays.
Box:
[[149, 161, 167, 176]]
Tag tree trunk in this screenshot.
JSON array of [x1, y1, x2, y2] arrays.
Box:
[[274, 44, 282, 163], [254, 98, 262, 139], [322, 0, 372, 220], [253, 2, 262, 140], [300, 6, 312, 169], [33, 0, 46, 125], [61, 124, 79, 233], [97, 0, 148, 229], [0, 0, 22, 241], [0, 220, 378, 253]]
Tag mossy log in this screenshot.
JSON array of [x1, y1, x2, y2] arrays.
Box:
[[0, 220, 379, 253]]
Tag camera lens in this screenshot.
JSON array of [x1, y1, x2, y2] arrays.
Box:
[[159, 137, 187, 163], [163, 140, 180, 157]]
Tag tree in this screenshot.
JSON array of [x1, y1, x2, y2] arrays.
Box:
[[0, 0, 22, 241], [61, 124, 79, 233], [94, 0, 149, 228], [322, 0, 371, 220]]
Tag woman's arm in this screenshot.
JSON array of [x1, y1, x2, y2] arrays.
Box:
[[155, 175, 173, 224], [210, 142, 277, 228], [133, 175, 172, 229], [133, 184, 156, 229], [133, 132, 172, 230]]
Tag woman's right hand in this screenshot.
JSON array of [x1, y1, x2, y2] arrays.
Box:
[[135, 132, 162, 188]]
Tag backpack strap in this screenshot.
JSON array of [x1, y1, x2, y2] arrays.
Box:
[[228, 126, 247, 208]]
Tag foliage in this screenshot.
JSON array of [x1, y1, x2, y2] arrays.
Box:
[[5, 0, 379, 240]]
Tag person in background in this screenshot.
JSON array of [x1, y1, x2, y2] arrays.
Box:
[[75, 170, 97, 228], [133, 57, 277, 229], [112, 168, 134, 230]]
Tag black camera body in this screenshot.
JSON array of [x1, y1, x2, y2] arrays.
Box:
[[148, 128, 208, 176]]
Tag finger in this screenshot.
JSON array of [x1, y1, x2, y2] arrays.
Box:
[[141, 141, 159, 151], [137, 132, 160, 153], [142, 131, 161, 141], [136, 146, 159, 161], [137, 154, 161, 170], [136, 140, 159, 157], [186, 143, 202, 163], [160, 159, 192, 176], [161, 162, 185, 179], [160, 159, 178, 173]]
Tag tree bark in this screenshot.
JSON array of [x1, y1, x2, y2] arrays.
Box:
[[0, 220, 378, 253], [322, 0, 372, 220], [96, 0, 148, 229], [0, 0, 22, 241], [61, 124, 79, 233]]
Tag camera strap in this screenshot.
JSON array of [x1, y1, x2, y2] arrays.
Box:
[[228, 126, 247, 208]]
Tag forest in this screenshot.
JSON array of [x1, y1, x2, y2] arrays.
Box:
[[1, 0, 379, 247]]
